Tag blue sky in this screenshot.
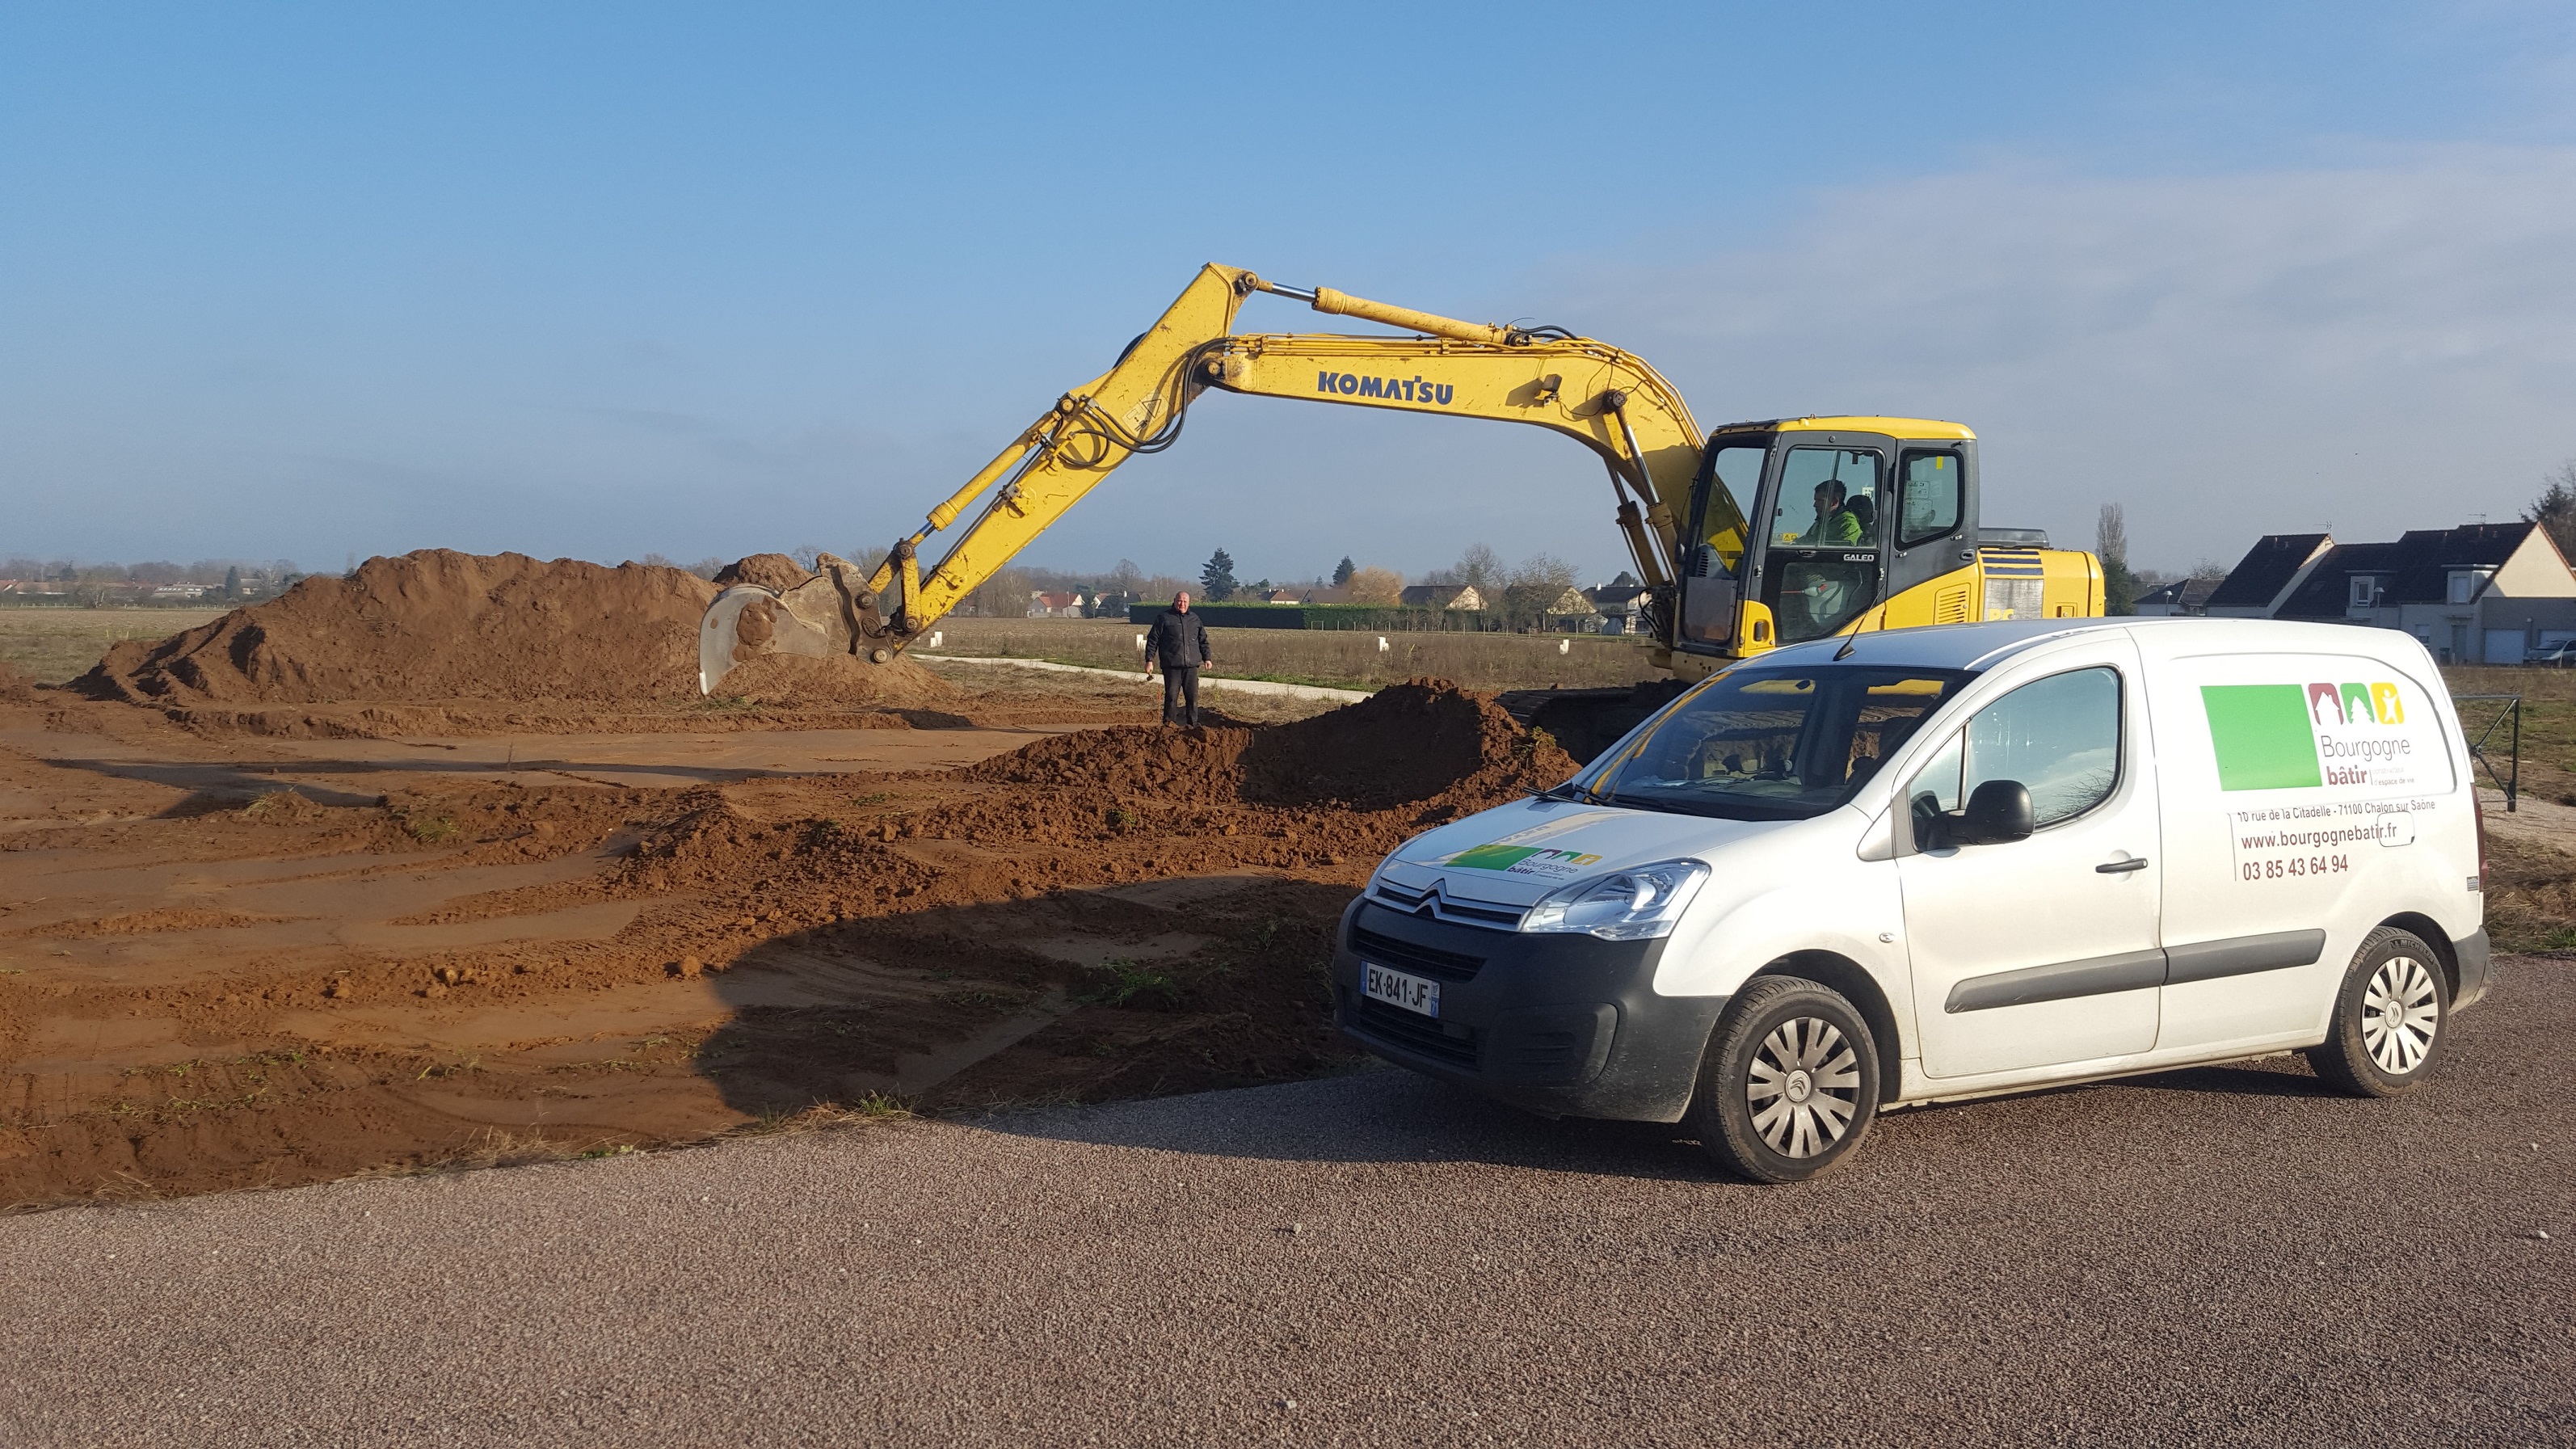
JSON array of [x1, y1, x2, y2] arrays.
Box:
[[5, 2, 2574, 582]]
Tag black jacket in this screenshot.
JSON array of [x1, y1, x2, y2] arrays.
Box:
[[1144, 608, 1212, 668]]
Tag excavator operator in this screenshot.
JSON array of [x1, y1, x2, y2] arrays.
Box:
[[1798, 479, 1863, 546]]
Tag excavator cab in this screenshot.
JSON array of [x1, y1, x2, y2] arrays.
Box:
[[1676, 418, 1994, 659]]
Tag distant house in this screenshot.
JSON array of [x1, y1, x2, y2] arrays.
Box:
[[1537, 586, 1598, 629], [150, 583, 209, 600], [2132, 577, 2220, 617], [1026, 591, 1087, 618], [1260, 588, 1302, 604], [2203, 533, 2334, 618], [1585, 575, 1651, 634], [2206, 521, 2576, 663], [1400, 584, 1485, 611]]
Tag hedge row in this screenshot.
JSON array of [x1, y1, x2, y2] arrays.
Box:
[[1122, 603, 1497, 631]]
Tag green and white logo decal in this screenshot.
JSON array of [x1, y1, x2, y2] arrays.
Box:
[[2202, 680, 2418, 792], [1436, 812, 1607, 881]]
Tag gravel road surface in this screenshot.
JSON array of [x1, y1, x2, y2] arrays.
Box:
[[6, 961, 2571, 1447]]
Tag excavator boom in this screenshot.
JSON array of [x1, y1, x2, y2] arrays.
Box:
[[700, 263, 1739, 693]]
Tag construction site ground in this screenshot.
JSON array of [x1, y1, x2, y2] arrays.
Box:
[[7, 561, 2576, 1215], [0, 554, 1594, 1209]]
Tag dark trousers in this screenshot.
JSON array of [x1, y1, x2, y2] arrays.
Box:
[[1160, 665, 1200, 725]]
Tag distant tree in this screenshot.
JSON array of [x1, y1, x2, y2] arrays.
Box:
[[223, 566, 242, 599], [1111, 558, 1143, 596], [2526, 460, 2576, 561], [1346, 566, 1404, 605], [1499, 554, 1581, 629], [1199, 548, 1238, 601], [1332, 556, 1356, 588], [966, 566, 1030, 617], [2096, 503, 2137, 617]]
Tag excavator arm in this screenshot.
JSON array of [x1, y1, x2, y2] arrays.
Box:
[[700, 263, 1741, 693]]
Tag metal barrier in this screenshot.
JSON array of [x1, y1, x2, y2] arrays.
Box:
[[2452, 694, 2521, 812]]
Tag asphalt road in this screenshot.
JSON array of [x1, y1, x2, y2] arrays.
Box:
[[5, 962, 2571, 1447]]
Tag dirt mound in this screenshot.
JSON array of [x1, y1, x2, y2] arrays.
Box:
[[714, 651, 962, 709], [713, 553, 814, 592], [0, 659, 38, 704], [965, 679, 1577, 811], [74, 550, 718, 707]]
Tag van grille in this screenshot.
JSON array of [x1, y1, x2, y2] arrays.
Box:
[[1349, 924, 1484, 983]]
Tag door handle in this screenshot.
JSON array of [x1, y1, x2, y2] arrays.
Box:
[[2096, 857, 2150, 874]]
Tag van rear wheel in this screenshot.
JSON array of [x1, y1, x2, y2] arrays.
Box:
[[2305, 927, 2448, 1097], [1688, 975, 1881, 1183]]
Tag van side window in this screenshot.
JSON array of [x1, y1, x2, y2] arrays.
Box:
[[1964, 668, 2122, 825]]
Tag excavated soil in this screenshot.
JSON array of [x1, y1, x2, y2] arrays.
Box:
[[74, 548, 960, 717], [968, 679, 1577, 811], [0, 663, 1571, 1207], [714, 651, 962, 710], [78, 550, 718, 706]]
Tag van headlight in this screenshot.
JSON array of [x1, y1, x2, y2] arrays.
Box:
[[1518, 859, 1710, 940]]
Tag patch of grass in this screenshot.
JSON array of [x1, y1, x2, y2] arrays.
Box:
[[398, 811, 459, 843], [0, 605, 227, 684], [1080, 957, 1180, 1008], [1105, 806, 1138, 833], [690, 693, 766, 714], [579, 1143, 638, 1160]]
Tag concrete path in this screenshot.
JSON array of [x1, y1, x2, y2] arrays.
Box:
[[4, 963, 2570, 1447], [916, 653, 1371, 703]]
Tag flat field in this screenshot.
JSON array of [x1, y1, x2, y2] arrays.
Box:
[[0, 608, 227, 684], [930, 617, 1665, 692]]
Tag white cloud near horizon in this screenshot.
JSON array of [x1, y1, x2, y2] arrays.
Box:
[[1536, 146, 2576, 571]]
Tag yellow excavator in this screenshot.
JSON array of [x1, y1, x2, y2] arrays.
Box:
[[700, 263, 2100, 752]]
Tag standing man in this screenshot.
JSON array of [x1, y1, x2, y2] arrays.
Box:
[[1143, 590, 1212, 726]]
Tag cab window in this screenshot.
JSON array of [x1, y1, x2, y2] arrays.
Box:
[[1685, 444, 1766, 579], [1897, 450, 1964, 545], [1906, 668, 2122, 844], [1772, 448, 1885, 548]]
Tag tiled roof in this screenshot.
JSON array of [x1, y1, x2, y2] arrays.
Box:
[[2271, 522, 2540, 617], [2207, 533, 2329, 609]]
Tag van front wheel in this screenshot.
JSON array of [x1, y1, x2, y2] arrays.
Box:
[[2306, 927, 2448, 1097], [1688, 975, 1882, 1183]]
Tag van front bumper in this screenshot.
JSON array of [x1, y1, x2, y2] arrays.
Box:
[[1330, 897, 1727, 1123]]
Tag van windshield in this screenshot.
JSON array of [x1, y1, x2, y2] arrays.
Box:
[[1574, 665, 1974, 820]]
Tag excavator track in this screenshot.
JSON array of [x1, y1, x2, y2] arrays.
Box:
[[1496, 680, 1691, 765]]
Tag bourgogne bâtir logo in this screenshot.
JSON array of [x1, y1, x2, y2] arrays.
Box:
[[2202, 681, 2410, 791]]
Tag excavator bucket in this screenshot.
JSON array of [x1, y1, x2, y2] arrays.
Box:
[[698, 575, 862, 695]]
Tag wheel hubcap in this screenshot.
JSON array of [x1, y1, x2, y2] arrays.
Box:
[[2360, 955, 2439, 1076], [1746, 1017, 1862, 1158]]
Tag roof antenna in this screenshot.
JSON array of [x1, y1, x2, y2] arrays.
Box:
[[1834, 606, 1883, 660]]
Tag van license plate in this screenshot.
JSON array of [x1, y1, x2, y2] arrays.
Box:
[[1362, 962, 1439, 1017]]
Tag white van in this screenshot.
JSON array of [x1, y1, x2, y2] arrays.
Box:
[[1335, 618, 2491, 1182]]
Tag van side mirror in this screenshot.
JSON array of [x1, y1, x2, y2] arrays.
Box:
[[1943, 780, 2035, 847]]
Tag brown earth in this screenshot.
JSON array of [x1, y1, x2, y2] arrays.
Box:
[[72, 549, 958, 715], [0, 642, 1564, 1208], [712, 552, 818, 592]]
